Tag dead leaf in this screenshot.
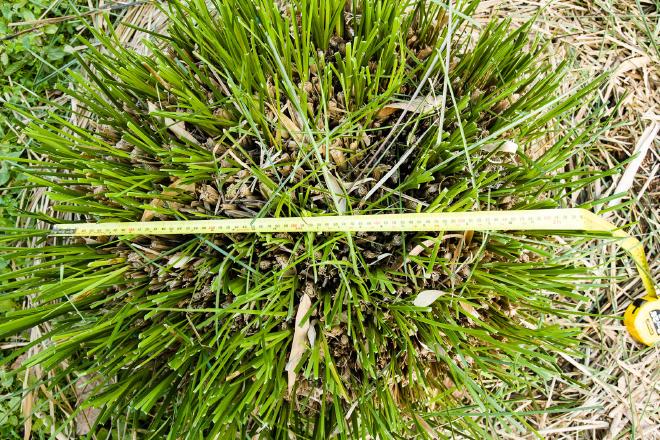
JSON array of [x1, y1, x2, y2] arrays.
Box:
[[607, 122, 659, 208], [199, 184, 219, 204], [400, 235, 463, 269], [367, 252, 392, 267], [417, 46, 434, 60], [164, 118, 199, 145], [329, 147, 347, 168], [168, 253, 194, 269], [361, 129, 371, 146], [324, 171, 347, 214], [141, 179, 197, 221], [22, 370, 33, 440], [413, 290, 446, 307], [459, 301, 481, 321], [377, 95, 443, 118], [307, 320, 317, 347], [414, 414, 439, 439], [141, 199, 162, 222], [142, 62, 171, 90], [74, 376, 103, 436], [22, 327, 43, 440], [148, 101, 199, 145], [481, 140, 518, 153], [463, 230, 474, 245], [267, 103, 304, 143], [613, 56, 650, 78], [442, 376, 468, 400], [279, 113, 304, 143], [286, 293, 312, 394], [226, 370, 241, 381], [409, 238, 438, 258], [344, 177, 373, 194]]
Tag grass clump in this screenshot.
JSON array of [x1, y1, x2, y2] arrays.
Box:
[[1, 0, 622, 437]]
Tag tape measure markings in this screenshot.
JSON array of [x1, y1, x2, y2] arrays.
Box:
[[55, 209, 583, 235], [51, 207, 658, 345], [52, 208, 654, 295]]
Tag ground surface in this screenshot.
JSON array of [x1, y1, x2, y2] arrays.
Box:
[[477, 1, 659, 438]]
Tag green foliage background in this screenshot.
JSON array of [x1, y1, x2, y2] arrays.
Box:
[[1, 0, 89, 235], [0, 1, 85, 135], [1, 1, 86, 438]]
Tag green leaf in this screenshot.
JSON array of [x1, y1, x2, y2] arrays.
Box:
[[46, 47, 66, 61], [0, 370, 14, 388], [43, 24, 58, 34], [0, 298, 15, 312]]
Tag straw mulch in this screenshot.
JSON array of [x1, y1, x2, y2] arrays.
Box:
[[476, 1, 659, 438]]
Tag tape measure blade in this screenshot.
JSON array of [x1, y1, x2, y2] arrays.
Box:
[[49, 208, 657, 346], [51, 209, 585, 235]]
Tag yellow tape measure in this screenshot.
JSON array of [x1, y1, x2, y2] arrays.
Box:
[[52, 208, 658, 345]]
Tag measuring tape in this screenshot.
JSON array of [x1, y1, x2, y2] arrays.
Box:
[[52, 208, 658, 345]]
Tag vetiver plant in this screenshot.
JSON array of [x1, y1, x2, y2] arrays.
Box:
[[2, 0, 626, 437]]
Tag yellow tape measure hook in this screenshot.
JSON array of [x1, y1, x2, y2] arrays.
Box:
[[577, 210, 658, 346], [625, 296, 660, 346]]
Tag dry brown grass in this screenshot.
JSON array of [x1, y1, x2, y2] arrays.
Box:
[[476, 1, 659, 438]]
